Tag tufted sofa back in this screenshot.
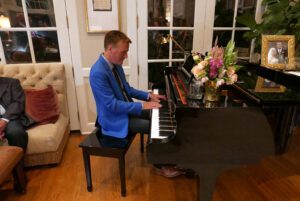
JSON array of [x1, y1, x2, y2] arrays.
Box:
[[0, 63, 68, 117]]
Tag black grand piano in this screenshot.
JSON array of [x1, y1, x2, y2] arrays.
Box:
[[147, 58, 300, 201]]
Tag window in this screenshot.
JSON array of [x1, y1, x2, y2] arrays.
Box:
[[147, 0, 195, 88], [0, 0, 60, 64], [213, 0, 257, 59]]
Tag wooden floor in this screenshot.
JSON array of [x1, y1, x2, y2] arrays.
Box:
[[1, 127, 300, 201], [0, 133, 197, 201], [213, 127, 300, 201]]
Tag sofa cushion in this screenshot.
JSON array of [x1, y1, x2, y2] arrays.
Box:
[[24, 86, 60, 125], [26, 114, 68, 155]]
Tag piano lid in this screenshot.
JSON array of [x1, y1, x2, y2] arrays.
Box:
[[234, 62, 300, 104]]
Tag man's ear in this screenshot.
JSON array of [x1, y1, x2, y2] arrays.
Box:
[[107, 44, 114, 52]]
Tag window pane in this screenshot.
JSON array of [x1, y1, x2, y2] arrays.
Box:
[[0, 0, 26, 27], [0, 31, 32, 63], [235, 31, 251, 57], [172, 61, 183, 67], [31, 31, 60, 62], [173, 0, 195, 27], [148, 30, 169, 59], [172, 30, 193, 59], [236, 0, 257, 27], [148, 62, 168, 89], [212, 30, 232, 47], [148, 0, 171, 27], [214, 0, 235, 27], [27, 0, 56, 27]]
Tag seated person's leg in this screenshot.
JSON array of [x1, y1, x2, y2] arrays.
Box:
[[128, 110, 151, 134], [5, 120, 28, 152], [129, 113, 183, 178], [128, 116, 150, 135]]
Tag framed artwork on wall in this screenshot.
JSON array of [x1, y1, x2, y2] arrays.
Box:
[[261, 35, 295, 70], [85, 0, 120, 33]]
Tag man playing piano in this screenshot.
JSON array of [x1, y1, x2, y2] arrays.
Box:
[[90, 30, 182, 178]]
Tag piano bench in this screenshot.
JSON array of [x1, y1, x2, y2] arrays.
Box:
[[79, 128, 144, 197]]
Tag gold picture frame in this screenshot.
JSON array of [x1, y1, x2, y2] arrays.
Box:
[[85, 0, 120, 33], [261, 35, 295, 70], [254, 77, 286, 93]]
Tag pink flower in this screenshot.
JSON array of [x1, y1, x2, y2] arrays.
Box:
[[211, 46, 224, 60], [209, 58, 223, 69], [191, 40, 240, 87], [209, 65, 218, 79], [226, 67, 236, 77], [226, 74, 238, 84]]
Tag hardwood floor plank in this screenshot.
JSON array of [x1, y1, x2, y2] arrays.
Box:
[[1, 133, 197, 201], [213, 127, 300, 201], [2, 127, 300, 201]]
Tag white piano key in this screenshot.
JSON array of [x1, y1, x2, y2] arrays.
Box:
[[150, 89, 175, 141]]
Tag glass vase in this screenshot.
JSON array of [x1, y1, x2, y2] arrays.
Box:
[[188, 80, 203, 100], [204, 81, 220, 102]]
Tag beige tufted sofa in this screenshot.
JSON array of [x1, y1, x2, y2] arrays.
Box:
[[0, 63, 70, 167]]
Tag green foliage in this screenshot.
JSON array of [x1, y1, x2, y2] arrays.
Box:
[[224, 40, 237, 67], [236, 0, 300, 56]]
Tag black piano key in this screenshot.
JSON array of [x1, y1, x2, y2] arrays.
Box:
[[159, 116, 175, 120], [159, 126, 176, 130], [159, 130, 175, 136], [159, 119, 175, 123], [159, 113, 173, 118], [158, 90, 165, 95], [160, 100, 169, 108], [159, 121, 176, 127]]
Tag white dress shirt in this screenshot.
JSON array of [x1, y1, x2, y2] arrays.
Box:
[[0, 104, 9, 122]]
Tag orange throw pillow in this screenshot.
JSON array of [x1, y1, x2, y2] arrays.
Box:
[[25, 86, 60, 125]]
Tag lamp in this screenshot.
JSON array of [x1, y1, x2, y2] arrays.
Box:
[[160, 34, 186, 53], [0, 15, 11, 28], [0, 15, 12, 43]]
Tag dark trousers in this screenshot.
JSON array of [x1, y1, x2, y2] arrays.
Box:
[[5, 119, 28, 152], [128, 110, 150, 135], [100, 110, 150, 148]]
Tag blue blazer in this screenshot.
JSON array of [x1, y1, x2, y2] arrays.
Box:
[[90, 55, 149, 138]]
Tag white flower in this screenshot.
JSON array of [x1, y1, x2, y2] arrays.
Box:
[[193, 55, 200, 61], [216, 79, 225, 87], [197, 63, 204, 70], [226, 74, 238, 85], [201, 76, 209, 84]]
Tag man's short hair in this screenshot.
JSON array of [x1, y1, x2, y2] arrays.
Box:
[[104, 30, 132, 50]]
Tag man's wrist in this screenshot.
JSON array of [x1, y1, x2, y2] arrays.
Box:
[[148, 93, 152, 101]]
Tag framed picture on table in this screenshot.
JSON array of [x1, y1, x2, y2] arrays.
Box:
[[254, 77, 286, 93], [85, 0, 120, 33], [261, 35, 295, 70]]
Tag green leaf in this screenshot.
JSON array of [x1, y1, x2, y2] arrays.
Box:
[[276, 29, 287, 35], [236, 13, 257, 30]]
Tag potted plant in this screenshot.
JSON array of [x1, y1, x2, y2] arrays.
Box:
[[236, 0, 300, 62]]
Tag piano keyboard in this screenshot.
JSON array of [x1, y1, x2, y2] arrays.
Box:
[[150, 89, 176, 143]]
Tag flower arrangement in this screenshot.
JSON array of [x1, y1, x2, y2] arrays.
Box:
[[191, 40, 241, 88]]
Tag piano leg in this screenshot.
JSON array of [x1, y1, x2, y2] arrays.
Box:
[[182, 163, 237, 201], [267, 105, 299, 154], [277, 105, 299, 154]]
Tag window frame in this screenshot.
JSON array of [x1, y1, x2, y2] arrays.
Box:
[[0, 0, 58, 64]]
